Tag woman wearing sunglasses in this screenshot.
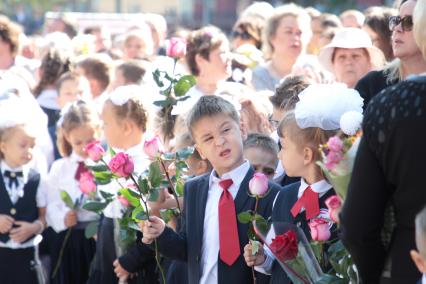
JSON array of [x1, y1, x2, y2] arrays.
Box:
[[355, 0, 426, 107], [341, 0, 426, 283]]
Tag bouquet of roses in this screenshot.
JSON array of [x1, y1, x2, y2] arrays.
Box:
[[81, 138, 193, 283]]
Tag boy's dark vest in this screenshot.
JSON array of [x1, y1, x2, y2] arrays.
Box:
[[270, 182, 336, 284], [0, 169, 40, 243]]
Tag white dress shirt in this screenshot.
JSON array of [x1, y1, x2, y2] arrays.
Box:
[[255, 178, 333, 274], [45, 152, 99, 233], [101, 140, 150, 219], [0, 161, 47, 249], [199, 160, 250, 284]]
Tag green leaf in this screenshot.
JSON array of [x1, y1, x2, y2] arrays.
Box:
[[84, 221, 99, 239], [108, 147, 116, 157], [316, 274, 346, 284], [86, 164, 108, 172], [161, 152, 176, 160], [153, 98, 175, 108], [93, 171, 113, 185], [251, 240, 259, 256], [119, 188, 140, 207], [176, 147, 195, 160], [128, 221, 141, 231], [83, 201, 108, 212], [174, 75, 196, 97], [138, 176, 150, 194], [175, 179, 184, 197], [160, 208, 178, 224], [254, 215, 269, 235], [149, 161, 163, 188], [100, 190, 114, 201], [119, 227, 137, 248], [148, 188, 160, 202], [152, 69, 165, 88], [131, 206, 148, 222], [310, 241, 323, 264], [175, 160, 188, 172], [238, 211, 253, 224], [60, 190, 75, 209]]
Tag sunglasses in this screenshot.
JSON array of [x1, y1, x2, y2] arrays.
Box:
[[231, 30, 252, 40], [389, 15, 413, 32]]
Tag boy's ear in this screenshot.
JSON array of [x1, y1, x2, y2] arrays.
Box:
[[240, 120, 248, 141], [303, 147, 314, 165], [410, 249, 426, 273]]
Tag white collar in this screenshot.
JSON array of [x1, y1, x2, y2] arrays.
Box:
[[1, 160, 29, 181], [422, 274, 426, 284], [209, 160, 250, 189], [298, 178, 332, 198]]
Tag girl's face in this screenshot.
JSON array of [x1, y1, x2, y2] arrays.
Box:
[[57, 78, 90, 109], [101, 101, 125, 149], [270, 15, 308, 58], [66, 124, 97, 158], [124, 37, 145, 59], [0, 126, 36, 168], [278, 131, 306, 177]]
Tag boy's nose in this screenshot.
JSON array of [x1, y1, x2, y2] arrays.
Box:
[[215, 136, 225, 146]]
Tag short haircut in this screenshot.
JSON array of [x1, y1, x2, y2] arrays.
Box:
[[186, 96, 239, 138], [77, 56, 110, 90], [105, 94, 148, 132], [56, 72, 81, 93], [415, 206, 426, 257], [270, 75, 309, 110], [116, 61, 146, 85], [414, 0, 426, 60], [0, 17, 21, 55], [243, 133, 278, 155], [232, 16, 265, 49]]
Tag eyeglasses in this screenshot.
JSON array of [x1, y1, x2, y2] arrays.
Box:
[[389, 15, 413, 32], [231, 30, 252, 40]]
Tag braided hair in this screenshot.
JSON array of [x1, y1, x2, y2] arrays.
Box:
[[33, 48, 71, 97]]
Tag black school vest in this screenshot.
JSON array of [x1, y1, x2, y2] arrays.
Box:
[[270, 183, 336, 284], [0, 169, 40, 243]]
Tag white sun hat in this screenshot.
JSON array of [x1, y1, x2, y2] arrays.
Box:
[[318, 27, 385, 73]]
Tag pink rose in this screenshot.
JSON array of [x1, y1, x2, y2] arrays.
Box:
[[79, 172, 96, 195], [325, 151, 343, 170], [118, 195, 130, 207], [166, 37, 187, 59], [143, 136, 164, 159], [308, 218, 331, 242], [327, 136, 344, 153], [84, 141, 105, 162], [325, 195, 342, 223], [108, 152, 134, 178], [249, 173, 269, 197]]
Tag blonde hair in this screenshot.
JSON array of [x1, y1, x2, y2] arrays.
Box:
[[263, 4, 312, 59], [277, 111, 337, 161], [57, 101, 100, 157], [0, 125, 25, 159], [413, 0, 426, 60], [106, 95, 148, 133]]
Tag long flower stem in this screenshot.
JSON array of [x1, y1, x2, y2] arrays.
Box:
[[159, 158, 181, 214], [252, 197, 259, 284], [51, 228, 72, 279], [129, 174, 165, 284]]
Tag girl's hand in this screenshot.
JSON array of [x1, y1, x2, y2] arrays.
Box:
[[0, 214, 14, 234], [64, 210, 77, 228], [9, 221, 38, 243], [244, 242, 266, 267]]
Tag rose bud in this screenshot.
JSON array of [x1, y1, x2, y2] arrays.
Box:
[[166, 37, 187, 59], [84, 141, 105, 162], [325, 195, 342, 223], [143, 136, 164, 159], [249, 173, 269, 197], [108, 152, 134, 178], [308, 218, 331, 242], [79, 172, 96, 195]]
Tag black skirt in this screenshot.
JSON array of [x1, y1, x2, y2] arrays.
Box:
[[0, 247, 37, 284], [51, 225, 96, 284]]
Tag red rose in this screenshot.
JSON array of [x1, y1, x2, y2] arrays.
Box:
[[269, 230, 298, 262], [84, 140, 105, 162], [108, 152, 134, 178]]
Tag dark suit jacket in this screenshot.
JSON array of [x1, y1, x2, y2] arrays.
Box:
[[155, 167, 281, 284]]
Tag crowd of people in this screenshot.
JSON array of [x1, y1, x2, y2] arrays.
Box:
[[1, 0, 426, 283]]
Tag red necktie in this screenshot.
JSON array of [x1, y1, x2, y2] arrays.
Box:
[[290, 186, 320, 220], [74, 161, 87, 181], [218, 179, 240, 266]]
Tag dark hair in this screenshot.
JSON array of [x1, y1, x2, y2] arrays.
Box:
[[232, 16, 265, 49], [56, 72, 81, 93], [106, 93, 148, 132], [243, 133, 278, 155], [320, 13, 343, 29], [185, 26, 227, 76], [186, 96, 239, 138], [0, 17, 21, 56], [33, 48, 71, 97], [116, 61, 146, 85], [270, 76, 309, 110], [364, 7, 397, 61], [57, 100, 100, 157], [77, 56, 110, 91]]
